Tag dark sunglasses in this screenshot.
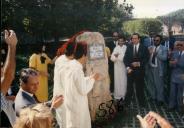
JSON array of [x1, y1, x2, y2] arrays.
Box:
[[176, 44, 183, 47], [154, 40, 160, 42]]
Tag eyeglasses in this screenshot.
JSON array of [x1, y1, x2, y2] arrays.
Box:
[[176, 44, 183, 47], [132, 38, 138, 39], [118, 40, 125, 42], [154, 40, 160, 42]]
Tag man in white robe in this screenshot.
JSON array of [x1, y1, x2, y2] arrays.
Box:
[[63, 42, 99, 128], [53, 42, 75, 128], [53, 55, 72, 128], [111, 36, 127, 100]]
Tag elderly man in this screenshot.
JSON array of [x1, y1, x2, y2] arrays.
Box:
[[14, 68, 64, 116], [169, 41, 184, 113]]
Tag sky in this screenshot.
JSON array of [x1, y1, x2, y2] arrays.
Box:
[[120, 0, 184, 18]]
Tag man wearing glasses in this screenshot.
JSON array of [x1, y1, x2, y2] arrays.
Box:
[[169, 41, 184, 114], [1, 30, 17, 127], [147, 35, 168, 106]]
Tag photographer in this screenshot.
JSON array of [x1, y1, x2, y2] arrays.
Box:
[[137, 111, 173, 128], [1, 30, 18, 126]]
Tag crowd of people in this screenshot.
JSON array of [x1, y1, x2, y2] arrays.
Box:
[[107, 32, 184, 113], [1, 29, 183, 128]]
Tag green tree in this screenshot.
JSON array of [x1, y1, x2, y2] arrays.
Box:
[[157, 9, 184, 32], [122, 18, 162, 36], [2, 0, 134, 42]]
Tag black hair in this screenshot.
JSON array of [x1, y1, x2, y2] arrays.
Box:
[[154, 34, 163, 42], [132, 33, 140, 39], [118, 35, 126, 41], [73, 42, 87, 60], [65, 42, 76, 56]]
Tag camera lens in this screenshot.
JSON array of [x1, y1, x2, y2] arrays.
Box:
[[1, 31, 5, 43]]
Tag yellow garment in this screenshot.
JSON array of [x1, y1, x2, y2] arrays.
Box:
[[105, 47, 111, 58], [29, 53, 52, 102]]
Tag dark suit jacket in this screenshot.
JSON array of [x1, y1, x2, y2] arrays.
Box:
[[124, 43, 149, 72], [15, 90, 37, 116], [106, 40, 116, 54], [106, 40, 117, 91]]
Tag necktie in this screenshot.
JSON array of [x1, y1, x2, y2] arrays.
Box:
[[33, 95, 39, 103], [134, 45, 137, 57], [178, 51, 182, 60], [152, 46, 157, 64]]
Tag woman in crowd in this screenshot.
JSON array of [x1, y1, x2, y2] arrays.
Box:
[[14, 104, 54, 128], [29, 45, 54, 102]]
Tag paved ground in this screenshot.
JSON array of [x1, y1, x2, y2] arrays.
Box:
[[93, 89, 184, 128]]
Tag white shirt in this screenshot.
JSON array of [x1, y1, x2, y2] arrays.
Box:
[[20, 88, 33, 97], [134, 43, 140, 52], [181, 51, 184, 55], [149, 45, 160, 67], [165, 41, 170, 51], [114, 41, 118, 46], [126, 43, 140, 70]]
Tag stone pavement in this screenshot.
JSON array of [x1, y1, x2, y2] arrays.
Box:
[[94, 90, 184, 128]]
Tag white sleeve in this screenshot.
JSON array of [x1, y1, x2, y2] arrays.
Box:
[[74, 69, 95, 95], [110, 47, 117, 62], [117, 46, 127, 61]]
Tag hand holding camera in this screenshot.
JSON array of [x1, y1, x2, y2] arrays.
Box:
[[137, 111, 172, 128], [4, 30, 18, 46]]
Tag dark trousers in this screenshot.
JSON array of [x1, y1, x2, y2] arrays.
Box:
[[109, 60, 114, 93], [0, 111, 11, 127], [124, 69, 145, 106], [169, 82, 184, 110]]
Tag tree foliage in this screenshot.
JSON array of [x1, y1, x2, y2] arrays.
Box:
[[157, 9, 184, 31], [2, 0, 134, 42], [122, 18, 163, 36]]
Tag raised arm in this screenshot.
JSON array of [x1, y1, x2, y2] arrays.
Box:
[[1, 30, 17, 95]]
